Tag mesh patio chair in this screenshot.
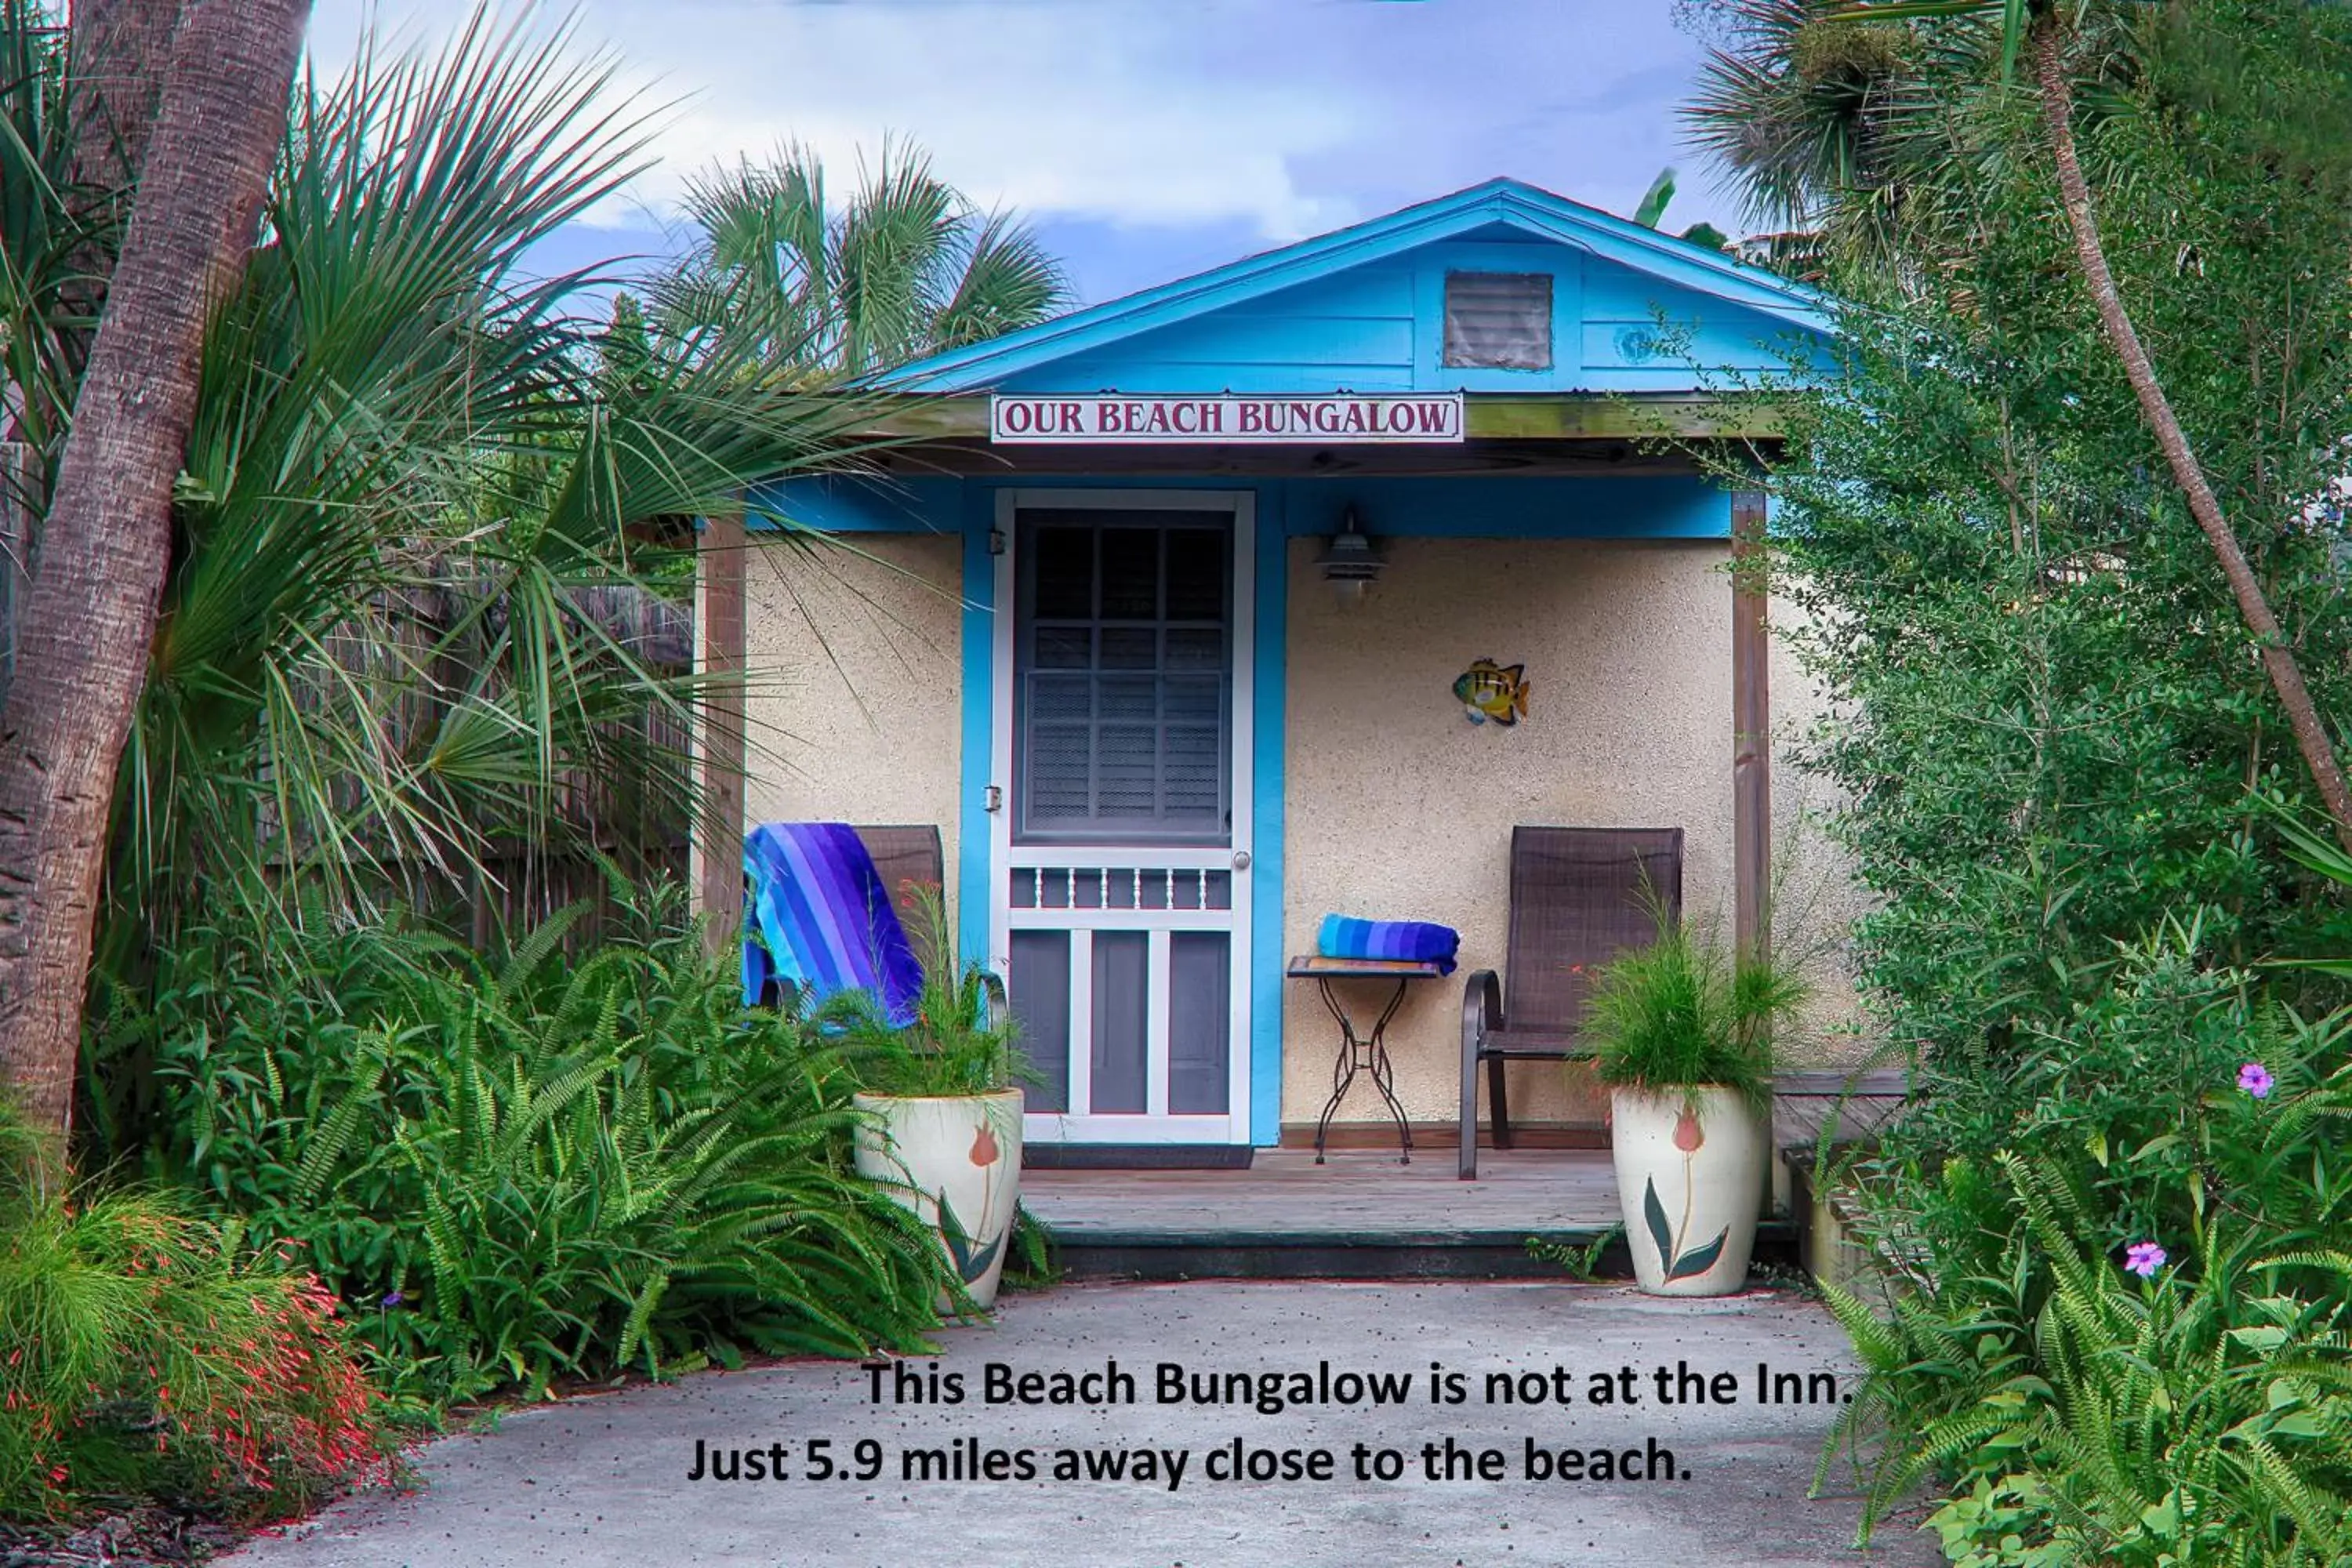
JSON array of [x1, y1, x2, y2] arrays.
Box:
[[846, 822, 1008, 1024], [1458, 826, 1682, 1180], [851, 825, 946, 936]]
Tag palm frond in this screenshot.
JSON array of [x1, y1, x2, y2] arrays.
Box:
[[102, 7, 906, 956], [662, 132, 1067, 378]]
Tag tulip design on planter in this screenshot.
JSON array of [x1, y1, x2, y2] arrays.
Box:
[[854, 1091, 1024, 1308], [1606, 1084, 1772, 1295], [1642, 1106, 1733, 1284], [935, 1124, 1008, 1288], [1581, 907, 1808, 1298], [835, 881, 1026, 1310]]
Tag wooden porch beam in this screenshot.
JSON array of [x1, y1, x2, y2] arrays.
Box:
[[696, 506, 747, 958], [1467, 394, 1785, 442], [864, 440, 1705, 480], [1731, 487, 1771, 964], [851, 393, 1788, 444]]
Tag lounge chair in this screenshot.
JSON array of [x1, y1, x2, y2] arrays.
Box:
[[742, 822, 943, 1017], [1458, 826, 1682, 1180]]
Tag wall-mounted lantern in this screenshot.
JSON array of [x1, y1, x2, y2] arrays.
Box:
[[1316, 506, 1385, 607]]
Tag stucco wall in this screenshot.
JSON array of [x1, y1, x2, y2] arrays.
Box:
[[739, 532, 966, 931], [1279, 535, 1860, 1133], [720, 521, 1866, 1135], [1762, 591, 1875, 1069]]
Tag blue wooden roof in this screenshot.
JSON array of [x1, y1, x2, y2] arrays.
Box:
[[881, 176, 1828, 398]]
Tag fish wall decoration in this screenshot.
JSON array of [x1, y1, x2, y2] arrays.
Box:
[[1454, 659, 1530, 727]]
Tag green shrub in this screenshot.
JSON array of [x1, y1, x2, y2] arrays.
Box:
[[1745, 0, 2352, 1091], [0, 1106, 384, 1520], [1820, 947, 2352, 1563], [1873, 918, 2318, 1262], [114, 886, 960, 1403]]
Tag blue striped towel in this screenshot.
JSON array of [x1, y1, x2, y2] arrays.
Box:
[[742, 822, 924, 1024], [1317, 913, 1461, 975]]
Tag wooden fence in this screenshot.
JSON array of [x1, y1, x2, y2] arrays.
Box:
[[0, 444, 696, 959], [371, 576, 700, 946], [0, 445, 699, 947]]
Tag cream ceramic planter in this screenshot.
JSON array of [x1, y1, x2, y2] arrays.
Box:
[[853, 1089, 1024, 1309], [1609, 1086, 1766, 1297]]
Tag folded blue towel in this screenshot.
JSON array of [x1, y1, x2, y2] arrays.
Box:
[[742, 822, 924, 1024], [1317, 913, 1461, 975]]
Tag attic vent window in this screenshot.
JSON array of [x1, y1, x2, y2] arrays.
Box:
[[1443, 270, 1552, 370]]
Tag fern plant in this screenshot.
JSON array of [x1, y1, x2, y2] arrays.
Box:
[[1820, 1146, 2352, 1564], [126, 882, 964, 1403]]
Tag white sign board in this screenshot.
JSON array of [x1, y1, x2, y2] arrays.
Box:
[[989, 393, 1465, 445]]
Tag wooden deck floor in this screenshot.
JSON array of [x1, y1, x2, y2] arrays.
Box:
[[1024, 1148, 1621, 1245], [1019, 1148, 1690, 1279], [1014, 1074, 1906, 1279]]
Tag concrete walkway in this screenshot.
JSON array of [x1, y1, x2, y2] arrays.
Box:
[[227, 1282, 1940, 1568]]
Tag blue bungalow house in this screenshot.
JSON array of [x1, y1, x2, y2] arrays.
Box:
[[699, 177, 1838, 1166]]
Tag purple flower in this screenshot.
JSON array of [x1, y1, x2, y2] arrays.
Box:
[[2124, 1242, 2166, 1279], [379, 1290, 405, 1308], [2238, 1062, 2274, 1099]]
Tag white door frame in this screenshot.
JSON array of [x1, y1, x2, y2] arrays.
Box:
[[989, 488, 1254, 1145]]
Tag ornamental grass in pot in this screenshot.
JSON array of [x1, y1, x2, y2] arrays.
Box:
[[825, 886, 1025, 1310], [1584, 916, 1808, 1297]]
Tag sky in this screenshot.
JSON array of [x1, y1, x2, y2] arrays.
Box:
[[303, 0, 1746, 310]]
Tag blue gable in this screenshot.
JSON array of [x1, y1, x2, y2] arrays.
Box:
[[882, 177, 1828, 398]]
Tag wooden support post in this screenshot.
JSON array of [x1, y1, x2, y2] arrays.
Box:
[[1732, 488, 1771, 965], [697, 506, 747, 958]]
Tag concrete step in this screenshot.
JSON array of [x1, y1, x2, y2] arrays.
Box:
[[1047, 1221, 1802, 1283]]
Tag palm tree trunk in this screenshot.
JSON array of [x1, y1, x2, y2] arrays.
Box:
[[2031, 19, 2352, 853], [64, 0, 180, 198], [0, 0, 309, 1145], [56, 0, 184, 382], [1, 0, 180, 486]]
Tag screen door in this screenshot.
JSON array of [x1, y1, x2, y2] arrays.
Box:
[[989, 491, 1254, 1145]]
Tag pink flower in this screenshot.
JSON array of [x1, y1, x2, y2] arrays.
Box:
[[969, 1126, 1000, 1167], [1672, 1107, 1704, 1153], [2238, 1062, 2274, 1098], [2124, 1241, 2166, 1278]]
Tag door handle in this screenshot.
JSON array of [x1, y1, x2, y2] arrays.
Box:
[[1232, 850, 1252, 871]]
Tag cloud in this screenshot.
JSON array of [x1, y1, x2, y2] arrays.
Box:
[[308, 0, 1368, 241], [303, 0, 1747, 305]]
